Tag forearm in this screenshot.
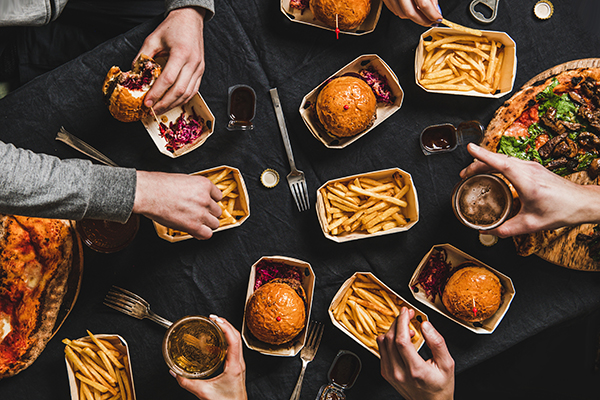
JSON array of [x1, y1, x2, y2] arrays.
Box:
[[0, 142, 136, 222]]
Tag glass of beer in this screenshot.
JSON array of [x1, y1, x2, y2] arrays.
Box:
[[452, 174, 512, 230], [162, 316, 227, 379]]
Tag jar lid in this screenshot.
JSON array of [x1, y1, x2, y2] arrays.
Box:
[[479, 233, 499, 247], [261, 169, 279, 188], [534, 1, 553, 20]]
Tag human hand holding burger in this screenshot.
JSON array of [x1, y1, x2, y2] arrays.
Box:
[[383, 0, 443, 27], [378, 307, 455, 400], [171, 315, 248, 400]]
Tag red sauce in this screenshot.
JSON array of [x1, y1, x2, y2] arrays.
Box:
[[77, 214, 139, 253], [421, 124, 456, 151]]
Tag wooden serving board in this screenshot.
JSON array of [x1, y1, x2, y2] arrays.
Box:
[[494, 59, 600, 271]]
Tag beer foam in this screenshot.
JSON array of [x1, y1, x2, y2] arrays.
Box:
[[458, 177, 507, 227]]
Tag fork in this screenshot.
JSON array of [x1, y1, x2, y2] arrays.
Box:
[[289, 321, 324, 400], [269, 88, 310, 212], [103, 286, 173, 329], [55, 126, 120, 167]]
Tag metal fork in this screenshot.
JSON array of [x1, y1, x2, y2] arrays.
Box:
[[269, 88, 310, 212], [103, 286, 173, 328], [56, 126, 119, 167], [289, 321, 324, 400]]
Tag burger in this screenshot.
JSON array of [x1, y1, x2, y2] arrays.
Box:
[[245, 278, 307, 345], [310, 0, 371, 31], [441, 263, 502, 323], [102, 54, 162, 123], [315, 76, 377, 138]]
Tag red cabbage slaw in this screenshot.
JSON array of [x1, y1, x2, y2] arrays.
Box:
[[254, 260, 302, 290], [289, 0, 309, 11], [412, 248, 452, 301], [359, 67, 396, 104], [159, 107, 205, 153]]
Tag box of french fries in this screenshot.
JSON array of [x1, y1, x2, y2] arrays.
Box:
[[64, 332, 135, 400], [241, 256, 315, 357], [300, 54, 404, 149], [409, 244, 516, 334], [280, 0, 383, 36], [153, 165, 250, 242], [329, 272, 427, 358], [141, 92, 215, 158], [415, 27, 517, 98], [316, 168, 418, 242]]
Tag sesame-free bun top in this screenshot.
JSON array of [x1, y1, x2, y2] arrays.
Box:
[[310, 0, 371, 30], [316, 76, 377, 138], [245, 279, 307, 345], [102, 54, 161, 123], [441, 264, 502, 323]]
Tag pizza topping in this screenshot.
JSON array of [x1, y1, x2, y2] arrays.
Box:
[[0, 314, 10, 342]]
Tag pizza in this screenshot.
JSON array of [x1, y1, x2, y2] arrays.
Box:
[[482, 66, 600, 256], [0, 215, 74, 378]]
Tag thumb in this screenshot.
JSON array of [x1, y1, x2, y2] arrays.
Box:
[[421, 322, 454, 372]]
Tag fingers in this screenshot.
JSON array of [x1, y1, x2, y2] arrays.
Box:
[[414, 0, 443, 24], [385, 0, 442, 26], [421, 321, 454, 373], [209, 315, 245, 371], [391, 308, 423, 367]]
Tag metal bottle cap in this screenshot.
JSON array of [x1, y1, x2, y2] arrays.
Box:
[[534, 1, 554, 20], [479, 233, 499, 247], [261, 169, 280, 188]]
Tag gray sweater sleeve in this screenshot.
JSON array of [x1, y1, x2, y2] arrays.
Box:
[[0, 142, 136, 223], [165, 0, 215, 21]]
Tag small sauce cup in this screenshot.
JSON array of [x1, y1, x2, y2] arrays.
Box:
[[227, 85, 256, 131], [420, 120, 483, 155], [162, 316, 227, 379], [316, 350, 361, 400], [76, 214, 139, 253], [451, 174, 513, 231]]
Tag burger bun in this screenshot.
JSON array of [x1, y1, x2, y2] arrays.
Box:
[[310, 0, 371, 30]]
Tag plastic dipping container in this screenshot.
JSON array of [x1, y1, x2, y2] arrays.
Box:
[[315, 350, 361, 400], [76, 214, 139, 253], [420, 120, 483, 155], [227, 85, 256, 131]]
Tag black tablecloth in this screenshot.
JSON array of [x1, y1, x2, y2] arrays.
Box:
[[1, 0, 600, 399]]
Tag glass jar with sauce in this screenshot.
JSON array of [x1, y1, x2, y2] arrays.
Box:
[[162, 316, 227, 379], [315, 350, 361, 400], [420, 120, 483, 155], [227, 84, 256, 131]]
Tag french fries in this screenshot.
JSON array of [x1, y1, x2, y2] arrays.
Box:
[[331, 274, 423, 354], [319, 171, 413, 237], [64, 332, 133, 400], [419, 28, 506, 95]]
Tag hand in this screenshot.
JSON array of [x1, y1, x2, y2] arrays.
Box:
[[460, 143, 600, 237], [133, 171, 222, 240], [383, 0, 442, 26], [172, 316, 248, 400], [137, 7, 207, 114], [378, 307, 455, 400]]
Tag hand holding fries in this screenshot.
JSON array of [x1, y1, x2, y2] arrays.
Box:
[[319, 170, 414, 237], [419, 26, 506, 95], [64, 332, 134, 400], [330, 274, 424, 355]]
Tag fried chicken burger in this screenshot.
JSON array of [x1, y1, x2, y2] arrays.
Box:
[[102, 54, 162, 123], [310, 0, 371, 31], [441, 263, 503, 323], [315, 75, 377, 138], [245, 278, 307, 345]]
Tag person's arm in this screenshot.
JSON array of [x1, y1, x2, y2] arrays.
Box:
[[383, 0, 442, 27], [460, 143, 600, 237], [136, 0, 214, 114], [172, 315, 247, 400], [377, 307, 455, 400]]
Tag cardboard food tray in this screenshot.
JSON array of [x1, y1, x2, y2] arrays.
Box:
[[409, 244, 516, 334], [414, 27, 517, 98], [328, 272, 427, 358], [65, 334, 136, 400], [141, 92, 215, 158], [280, 0, 383, 36], [153, 165, 250, 242], [316, 168, 419, 242], [300, 54, 404, 149], [241, 256, 315, 357]]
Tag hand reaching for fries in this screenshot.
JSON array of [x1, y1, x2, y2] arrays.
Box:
[[383, 0, 442, 27], [378, 308, 455, 400]]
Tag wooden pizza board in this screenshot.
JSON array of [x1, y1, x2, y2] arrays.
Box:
[[492, 59, 600, 271]]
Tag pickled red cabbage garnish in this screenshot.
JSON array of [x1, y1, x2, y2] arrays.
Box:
[[254, 260, 302, 290], [359, 67, 396, 104], [412, 248, 451, 301], [289, 0, 309, 11], [159, 107, 205, 153]]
